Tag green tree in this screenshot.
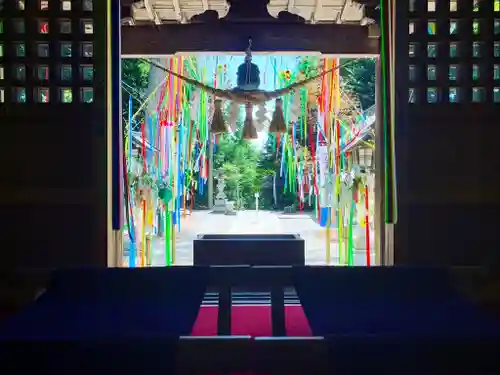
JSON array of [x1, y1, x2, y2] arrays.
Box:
[[339, 58, 376, 110], [213, 133, 264, 209], [121, 59, 151, 239], [258, 135, 297, 210], [297, 56, 320, 80], [122, 59, 151, 125]]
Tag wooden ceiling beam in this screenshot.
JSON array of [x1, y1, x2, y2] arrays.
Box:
[[338, 0, 351, 23], [172, 0, 184, 22], [143, 0, 162, 25], [121, 22, 378, 56], [311, 0, 322, 23]]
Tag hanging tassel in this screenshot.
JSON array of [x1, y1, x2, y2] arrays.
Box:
[[242, 103, 257, 140], [210, 99, 227, 134], [227, 101, 240, 132], [254, 104, 268, 131], [269, 98, 287, 134]]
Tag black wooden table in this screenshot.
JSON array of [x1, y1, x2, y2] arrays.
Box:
[[194, 234, 305, 266]]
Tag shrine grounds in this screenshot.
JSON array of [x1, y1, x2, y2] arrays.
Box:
[[123, 210, 375, 267]]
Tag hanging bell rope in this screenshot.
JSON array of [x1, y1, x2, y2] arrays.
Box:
[[139, 58, 358, 105], [269, 98, 287, 134], [227, 101, 240, 132], [242, 103, 257, 140], [210, 99, 227, 134]]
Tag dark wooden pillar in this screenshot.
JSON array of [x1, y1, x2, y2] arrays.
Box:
[[374, 58, 389, 264], [0, 0, 108, 268], [394, 0, 500, 266]]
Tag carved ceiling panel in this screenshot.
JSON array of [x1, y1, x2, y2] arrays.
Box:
[[127, 0, 366, 24]]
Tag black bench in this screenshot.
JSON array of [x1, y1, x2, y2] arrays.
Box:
[[194, 235, 304, 335], [208, 265, 293, 336]]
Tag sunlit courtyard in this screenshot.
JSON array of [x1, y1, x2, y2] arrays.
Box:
[[123, 210, 375, 266]]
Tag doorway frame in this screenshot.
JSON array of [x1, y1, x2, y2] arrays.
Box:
[[111, 30, 396, 267]]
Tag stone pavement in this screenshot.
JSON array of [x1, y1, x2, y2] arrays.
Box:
[[123, 210, 375, 267]]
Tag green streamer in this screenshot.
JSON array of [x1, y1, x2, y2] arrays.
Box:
[[347, 200, 355, 266], [201, 90, 207, 141], [165, 211, 172, 266], [300, 88, 307, 143], [287, 148, 294, 192]]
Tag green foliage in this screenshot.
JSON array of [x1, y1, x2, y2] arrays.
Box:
[[297, 57, 377, 110], [213, 134, 274, 209], [122, 59, 151, 126], [297, 56, 320, 79], [258, 135, 298, 210], [339, 58, 376, 110]]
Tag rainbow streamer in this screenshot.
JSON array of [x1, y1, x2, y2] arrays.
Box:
[[123, 55, 375, 268]]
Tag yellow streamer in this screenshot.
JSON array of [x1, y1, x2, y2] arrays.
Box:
[[332, 59, 343, 265], [173, 58, 178, 123], [325, 62, 333, 264], [171, 218, 176, 265], [124, 73, 169, 130]]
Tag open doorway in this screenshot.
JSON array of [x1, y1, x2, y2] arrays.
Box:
[[120, 53, 380, 267]]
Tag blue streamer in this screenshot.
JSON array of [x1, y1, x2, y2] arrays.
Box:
[[147, 115, 153, 170], [198, 179, 202, 195], [129, 241, 136, 268], [176, 120, 183, 232]]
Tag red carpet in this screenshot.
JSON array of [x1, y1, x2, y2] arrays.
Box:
[[191, 305, 312, 336]]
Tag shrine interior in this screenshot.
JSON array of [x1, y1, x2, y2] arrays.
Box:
[[2, 0, 500, 372], [121, 53, 380, 268]]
